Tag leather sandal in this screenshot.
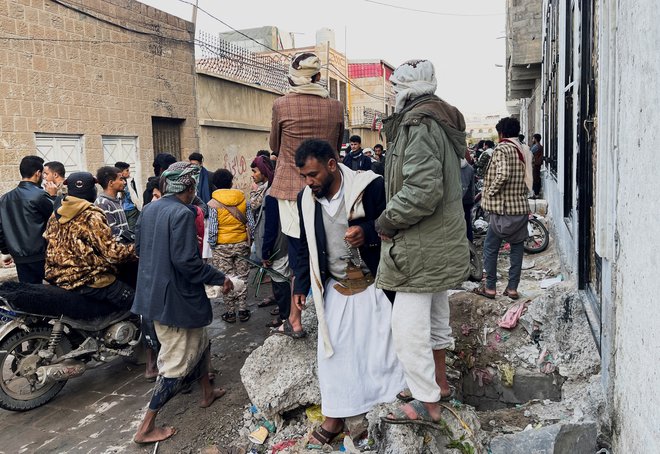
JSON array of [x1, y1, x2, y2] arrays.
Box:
[[221, 311, 236, 323], [503, 288, 520, 300], [472, 286, 496, 299]]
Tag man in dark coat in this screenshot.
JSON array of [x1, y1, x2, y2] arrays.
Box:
[[131, 162, 232, 444], [342, 135, 372, 171]]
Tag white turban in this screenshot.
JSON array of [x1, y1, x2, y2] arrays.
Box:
[[390, 59, 437, 112], [288, 52, 329, 98]]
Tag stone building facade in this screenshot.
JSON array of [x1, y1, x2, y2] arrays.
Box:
[[0, 0, 197, 194], [347, 60, 395, 147]]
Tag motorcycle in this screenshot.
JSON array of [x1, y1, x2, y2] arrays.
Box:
[[471, 192, 550, 254], [0, 282, 141, 411]]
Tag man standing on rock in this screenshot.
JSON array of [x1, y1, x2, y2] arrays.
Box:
[[131, 162, 233, 444], [269, 53, 344, 332], [287, 139, 404, 445], [375, 60, 469, 428]]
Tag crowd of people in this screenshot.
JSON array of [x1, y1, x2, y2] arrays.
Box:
[[0, 51, 544, 447]]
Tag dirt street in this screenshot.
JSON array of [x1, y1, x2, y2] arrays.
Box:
[[0, 274, 275, 454]]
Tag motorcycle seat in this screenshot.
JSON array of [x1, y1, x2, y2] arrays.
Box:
[[0, 281, 124, 320], [61, 311, 133, 331]]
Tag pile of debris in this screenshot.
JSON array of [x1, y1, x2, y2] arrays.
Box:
[[222, 246, 605, 453]]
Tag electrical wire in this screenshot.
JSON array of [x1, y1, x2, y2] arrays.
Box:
[[364, 0, 504, 17], [48, 0, 191, 44], [174, 0, 292, 59]]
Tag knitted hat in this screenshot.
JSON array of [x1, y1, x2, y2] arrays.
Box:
[[65, 172, 97, 202]]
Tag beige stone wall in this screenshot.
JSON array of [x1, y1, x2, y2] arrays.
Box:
[[0, 0, 197, 194], [196, 72, 281, 193]]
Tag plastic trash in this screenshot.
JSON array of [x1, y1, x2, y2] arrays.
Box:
[[306, 404, 325, 424], [540, 274, 563, 289]]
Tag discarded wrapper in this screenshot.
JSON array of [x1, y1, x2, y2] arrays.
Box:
[[247, 425, 269, 444]]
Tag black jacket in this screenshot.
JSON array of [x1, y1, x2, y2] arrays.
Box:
[[293, 178, 385, 295], [0, 181, 54, 263], [342, 150, 373, 171]]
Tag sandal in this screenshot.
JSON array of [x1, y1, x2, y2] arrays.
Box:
[[270, 307, 280, 316], [307, 424, 343, 448], [238, 310, 251, 322], [396, 387, 455, 403], [257, 296, 276, 308], [271, 319, 307, 339], [472, 285, 496, 299], [381, 399, 445, 429], [221, 311, 236, 323], [503, 288, 520, 300], [265, 318, 283, 328]]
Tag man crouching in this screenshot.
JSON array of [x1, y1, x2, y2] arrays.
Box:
[[131, 162, 233, 444], [286, 139, 404, 446]]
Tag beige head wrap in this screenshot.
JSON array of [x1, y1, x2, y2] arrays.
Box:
[[288, 52, 329, 98], [390, 59, 438, 112]]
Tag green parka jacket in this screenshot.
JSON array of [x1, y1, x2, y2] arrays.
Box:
[[375, 94, 470, 293]]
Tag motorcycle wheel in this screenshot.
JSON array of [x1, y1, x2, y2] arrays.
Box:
[[524, 218, 550, 254], [0, 326, 72, 411], [468, 242, 483, 281]]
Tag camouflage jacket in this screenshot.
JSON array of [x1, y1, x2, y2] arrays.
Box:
[[45, 196, 135, 290]]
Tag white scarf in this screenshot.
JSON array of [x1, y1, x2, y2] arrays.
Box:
[[288, 52, 329, 98], [390, 59, 438, 112], [301, 164, 381, 358]]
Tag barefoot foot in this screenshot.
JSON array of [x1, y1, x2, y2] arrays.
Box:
[[134, 426, 176, 444], [200, 387, 226, 408]]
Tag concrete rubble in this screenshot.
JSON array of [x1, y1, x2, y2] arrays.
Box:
[[236, 244, 604, 453], [489, 421, 597, 454]]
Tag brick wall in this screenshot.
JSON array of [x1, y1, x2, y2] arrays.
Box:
[[0, 0, 197, 194]]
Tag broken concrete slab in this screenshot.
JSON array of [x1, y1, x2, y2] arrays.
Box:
[[521, 283, 600, 379], [462, 367, 564, 411], [367, 402, 485, 454], [489, 421, 597, 454], [240, 302, 320, 420]]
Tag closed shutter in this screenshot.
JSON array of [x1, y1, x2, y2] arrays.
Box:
[[35, 134, 85, 173], [102, 136, 141, 191], [151, 117, 183, 160]]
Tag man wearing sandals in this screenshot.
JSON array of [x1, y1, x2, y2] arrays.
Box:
[[375, 60, 470, 428], [477, 117, 532, 301], [289, 139, 405, 445]]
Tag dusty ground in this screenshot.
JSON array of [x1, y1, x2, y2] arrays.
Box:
[[0, 271, 275, 454]]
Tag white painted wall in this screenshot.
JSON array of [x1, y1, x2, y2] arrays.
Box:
[[605, 0, 660, 450], [541, 0, 660, 448]]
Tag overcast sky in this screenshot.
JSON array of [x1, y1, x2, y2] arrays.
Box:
[[140, 0, 506, 116]]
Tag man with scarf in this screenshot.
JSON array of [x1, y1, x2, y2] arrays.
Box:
[[375, 60, 470, 430], [475, 117, 532, 301], [288, 139, 404, 446], [131, 162, 233, 444], [269, 53, 344, 316]]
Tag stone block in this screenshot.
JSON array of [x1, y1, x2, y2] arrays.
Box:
[[490, 422, 597, 454], [462, 368, 563, 411], [239, 302, 320, 420]]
